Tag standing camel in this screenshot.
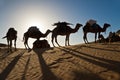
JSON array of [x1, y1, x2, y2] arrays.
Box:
[[83, 23, 110, 43], [23, 26, 51, 49], [2, 28, 17, 52], [51, 23, 83, 47]]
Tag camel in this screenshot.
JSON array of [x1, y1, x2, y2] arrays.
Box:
[[51, 23, 83, 47], [83, 23, 110, 43], [107, 32, 120, 43], [98, 34, 106, 43], [2, 28, 17, 52], [33, 39, 50, 49], [23, 26, 51, 49]]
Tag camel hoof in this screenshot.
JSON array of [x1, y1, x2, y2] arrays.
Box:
[[28, 49, 32, 52]]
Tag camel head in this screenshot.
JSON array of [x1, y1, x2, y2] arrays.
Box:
[[75, 23, 83, 29], [71, 23, 83, 33], [47, 29, 52, 33], [102, 23, 111, 33], [104, 23, 111, 28]]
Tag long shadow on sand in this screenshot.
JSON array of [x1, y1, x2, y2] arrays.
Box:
[[83, 45, 120, 52], [59, 47, 120, 74], [0, 51, 25, 80], [0, 48, 17, 60], [33, 48, 58, 80], [21, 54, 31, 80]]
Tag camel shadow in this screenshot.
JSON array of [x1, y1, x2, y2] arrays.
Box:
[[59, 47, 120, 74], [0, 51, 25, 80], [83, 45, 120, 52], [21, 54, 31, 80], [0, 49, 18, 60], [33, 48, 58, 80]]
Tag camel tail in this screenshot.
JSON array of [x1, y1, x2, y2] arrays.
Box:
[[2, 36, 7, 39]]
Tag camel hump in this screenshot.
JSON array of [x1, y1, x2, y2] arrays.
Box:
[[28, 26, 40, 33]]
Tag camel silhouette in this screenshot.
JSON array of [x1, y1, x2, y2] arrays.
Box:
[[2, 28, 17, 52], [83, 23, 110, 43], [23, 26, 51, 49], [51, 22, 83, 47], [33, 39, 50, 49], [107, 32, 120, 43], [98, 34, 106, 43]]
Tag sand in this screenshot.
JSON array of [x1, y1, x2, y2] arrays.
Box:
[[0, 42, 120, 80]]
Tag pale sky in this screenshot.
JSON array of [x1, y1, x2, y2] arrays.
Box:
[[0, 0, 120, 48]]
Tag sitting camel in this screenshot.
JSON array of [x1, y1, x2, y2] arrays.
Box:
[[83, 23, 110, 43], [107, 32, 120, 43], [2, 28, 17, 52], [33, 39, 50, 49], [51, 22, 83, 47], [98, 34, 106, 43], [23, 26, 51, 50]]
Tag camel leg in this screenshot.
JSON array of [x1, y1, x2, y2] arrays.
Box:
[[85, 37, 89, 44], [83, 34, 86, 44], [55, 36, 61, 47], [24, 38, 30, 50], [95, 33, 97, 43], [14, 38, 17, 51], [65, 36, 67, 46], [51, 34, 55, 47], [9, 40, 12, 52], [83, 37, 86, 44], [24, 40, 27, 49], [83, 33, 88, 44], [7, 39, 10, 52], [86, 38, 89, 43], [26, 43, 30, 50], [65, 35, 70, 46], [68, 35, 70, 46]]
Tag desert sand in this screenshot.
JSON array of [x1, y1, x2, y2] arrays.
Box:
[[0, 42, 120, 80]]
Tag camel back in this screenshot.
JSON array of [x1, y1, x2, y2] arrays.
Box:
[[28, 26, 40, 33]]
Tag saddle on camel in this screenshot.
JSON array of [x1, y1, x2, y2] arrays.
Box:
[[27, 26, 40, 35], [86, 19, 99, 29], [53, 21, 73, 32]]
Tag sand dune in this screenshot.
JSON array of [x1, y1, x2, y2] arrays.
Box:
[[0, 42, 120, 80]]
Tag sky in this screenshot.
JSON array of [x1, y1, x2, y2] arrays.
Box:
[[0, 0, 120, 48]]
